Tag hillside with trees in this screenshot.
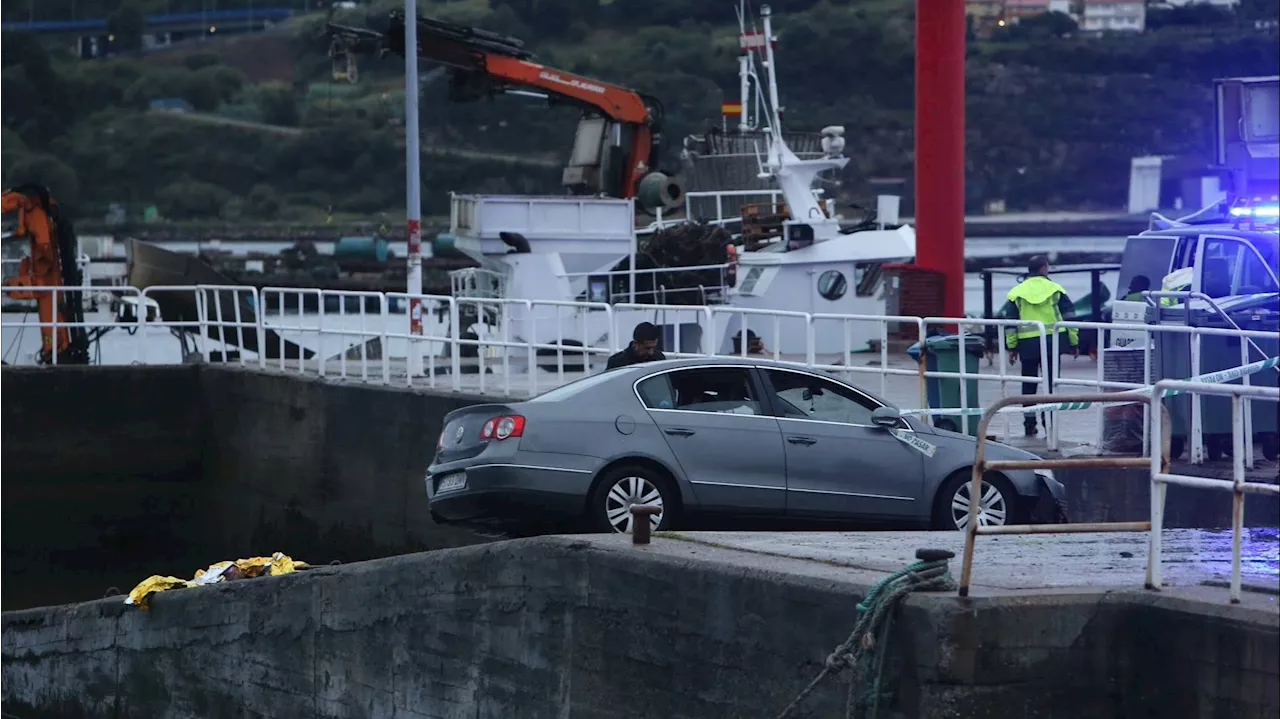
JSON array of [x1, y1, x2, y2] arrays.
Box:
[[2, 0, 1278, 224]]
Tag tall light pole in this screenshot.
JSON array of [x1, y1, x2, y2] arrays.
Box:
[[404, 0, 425, 377]]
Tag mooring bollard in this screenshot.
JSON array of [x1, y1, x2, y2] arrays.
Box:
[[630, 504, 662, 545]]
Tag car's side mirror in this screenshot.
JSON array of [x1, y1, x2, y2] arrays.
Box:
[[870, 407, 901, 429]]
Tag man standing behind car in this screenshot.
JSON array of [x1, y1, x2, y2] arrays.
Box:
[[606, 321, 667, 370], [1001, 255, 1079, 437]]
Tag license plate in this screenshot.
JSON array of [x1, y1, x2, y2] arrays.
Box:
[[436, 474, 467, 494]]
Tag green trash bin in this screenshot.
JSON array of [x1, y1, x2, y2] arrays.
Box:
[[907, 334, 986, 436]]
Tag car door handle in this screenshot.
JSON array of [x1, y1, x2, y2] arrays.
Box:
[[787, 436, 817, 446], [664, 428, 696, 437]]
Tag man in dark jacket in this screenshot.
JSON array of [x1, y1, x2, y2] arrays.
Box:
[[606, 322, 667, 370]]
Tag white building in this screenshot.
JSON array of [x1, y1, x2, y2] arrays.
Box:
[[1156, 0, 1239, 7], [1081, 0, 1146, 32]]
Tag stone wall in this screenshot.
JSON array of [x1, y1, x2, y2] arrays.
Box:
[[0, 365, 494, 610], [197, 367, 493, 561], [1, 366, 207, 610], [3, 537, 1275, 719]]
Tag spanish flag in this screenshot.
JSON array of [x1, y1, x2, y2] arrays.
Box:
[[722, 102, 743, 117]]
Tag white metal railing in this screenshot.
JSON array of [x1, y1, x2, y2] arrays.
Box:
[[4, 283, 1276, 454], [1054, 320, 1279, 463], [557, 262, 732, 306], [1147, 380, 1280, 604], [641, 188, 833, 234]]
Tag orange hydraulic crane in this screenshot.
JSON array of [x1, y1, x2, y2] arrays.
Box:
[[328, 11, 684, 212], [2, 184, 91, 364]]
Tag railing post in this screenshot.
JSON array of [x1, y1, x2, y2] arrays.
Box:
[[1229, 393, 1245, 604], [1146, 387, 1166, 591]]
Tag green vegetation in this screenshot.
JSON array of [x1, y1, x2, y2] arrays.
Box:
[[2, 0, 1278, 223]]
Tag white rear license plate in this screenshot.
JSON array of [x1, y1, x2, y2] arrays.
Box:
[[436, 474, 467, 494]]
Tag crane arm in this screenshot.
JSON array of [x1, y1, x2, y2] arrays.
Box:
[[2, 185, 90, 364], [329, 12, 654, 124], [327, 12, 678, 206]]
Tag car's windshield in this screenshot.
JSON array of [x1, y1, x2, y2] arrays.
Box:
[[524, 369, 619, 403]]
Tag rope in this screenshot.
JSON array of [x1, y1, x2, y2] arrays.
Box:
[[774, 551, 958, 719]]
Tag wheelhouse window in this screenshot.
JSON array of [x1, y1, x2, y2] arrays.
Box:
[[765, 369, 880, 425], [637, 367, 762, 415]]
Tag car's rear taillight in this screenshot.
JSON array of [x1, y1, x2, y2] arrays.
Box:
[[480, 415, 525, 441], [436, 429, 446, 451]]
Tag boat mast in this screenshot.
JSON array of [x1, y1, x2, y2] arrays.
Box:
[[759, 5, 783, 139]]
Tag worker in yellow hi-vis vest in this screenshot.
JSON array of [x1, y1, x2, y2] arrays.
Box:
[[1158, 266, 1193, 306], [1001, 256, 1080, 437]]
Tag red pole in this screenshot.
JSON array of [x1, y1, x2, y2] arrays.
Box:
[[914, 0, 967, 320]]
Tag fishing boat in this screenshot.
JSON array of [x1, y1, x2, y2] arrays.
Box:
[[439, 3, 916, 359]]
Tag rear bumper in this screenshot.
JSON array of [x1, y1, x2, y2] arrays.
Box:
[[426, 462, 596, 524]]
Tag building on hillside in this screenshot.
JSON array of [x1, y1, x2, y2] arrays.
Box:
[[1155, 0, 1239, 6], [1127, 155, 1228, 215], [1081, 0, 1146, 32], [1003, 0, 1076, 23]]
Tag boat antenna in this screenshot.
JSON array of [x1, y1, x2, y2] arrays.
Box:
[[759, 5, 784, 141]]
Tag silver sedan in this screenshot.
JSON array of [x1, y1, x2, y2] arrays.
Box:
[[425, 357, 1067, 535]]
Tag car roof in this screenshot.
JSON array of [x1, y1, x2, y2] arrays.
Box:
[[609, 356, 899, 407]]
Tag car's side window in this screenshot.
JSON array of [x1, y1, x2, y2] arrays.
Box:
[[765, 370, 877, 425], [636, 373, 676, 409], [638, 367, 762, 415]]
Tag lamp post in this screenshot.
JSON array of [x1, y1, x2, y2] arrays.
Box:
[[404, 0, 425, 377]]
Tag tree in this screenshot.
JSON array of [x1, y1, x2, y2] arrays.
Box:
[[108, 2, 146, 54], [256, 83, 299, 127], [155, 179, 232, 219], [4, 153, 82, 207]]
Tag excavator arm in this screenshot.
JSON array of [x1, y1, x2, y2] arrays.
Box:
[[2, 184, 90, 364], [328, 11, 683, 210]]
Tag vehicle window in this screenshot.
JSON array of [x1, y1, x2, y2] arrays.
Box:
[[639, 367, 762, 415], [1239, 244, 1279, 294], [1202, 238, 1280, 296], [765, 370, 878, 425], [635, 373, 676, 409], [1200, 238, 1239, 297]]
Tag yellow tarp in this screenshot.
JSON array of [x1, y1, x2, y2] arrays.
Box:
[[124, 552, 309, 610]]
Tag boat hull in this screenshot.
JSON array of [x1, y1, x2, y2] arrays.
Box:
[[127, 240, 314, 360]]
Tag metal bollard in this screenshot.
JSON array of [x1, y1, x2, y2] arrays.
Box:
[[630, 504, 662, 545]]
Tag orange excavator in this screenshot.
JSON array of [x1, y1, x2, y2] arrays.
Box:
[[327, 11, 684, 212], [2, 184, 91, 364]]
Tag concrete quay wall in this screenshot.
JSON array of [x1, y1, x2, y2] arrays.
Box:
[[3, 537, 1277, 719], [1, 366, 494, 610]]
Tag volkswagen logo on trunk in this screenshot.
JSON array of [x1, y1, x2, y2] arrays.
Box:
[[455, 426, 466, 444]]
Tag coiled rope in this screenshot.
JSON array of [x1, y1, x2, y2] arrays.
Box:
[[774, 549, 958, 719]]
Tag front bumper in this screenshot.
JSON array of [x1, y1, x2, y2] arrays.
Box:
[[1032, 470, 1069, 523], [426, 461, 596, 524]]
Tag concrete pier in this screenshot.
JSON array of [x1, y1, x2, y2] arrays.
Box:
[[3, 531, 1277, 718], [3, 364, 1276, 610]]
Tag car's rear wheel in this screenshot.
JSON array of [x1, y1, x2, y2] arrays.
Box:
[[933, 470, 1022, 530], [587, 464, 677, 534]]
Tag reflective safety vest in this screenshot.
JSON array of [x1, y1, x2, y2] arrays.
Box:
[[1159, 266, 1193, 307], [1005, 276, 1080, 349]]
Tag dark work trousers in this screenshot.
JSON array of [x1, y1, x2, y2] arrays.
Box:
[[1016, 337, 1055, 434]]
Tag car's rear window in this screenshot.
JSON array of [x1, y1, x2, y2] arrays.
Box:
[[524, 370, 620, 403]]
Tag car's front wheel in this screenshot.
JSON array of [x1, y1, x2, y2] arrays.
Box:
[[587, 464, 677, 534], [933, 471, 1022, 530]]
